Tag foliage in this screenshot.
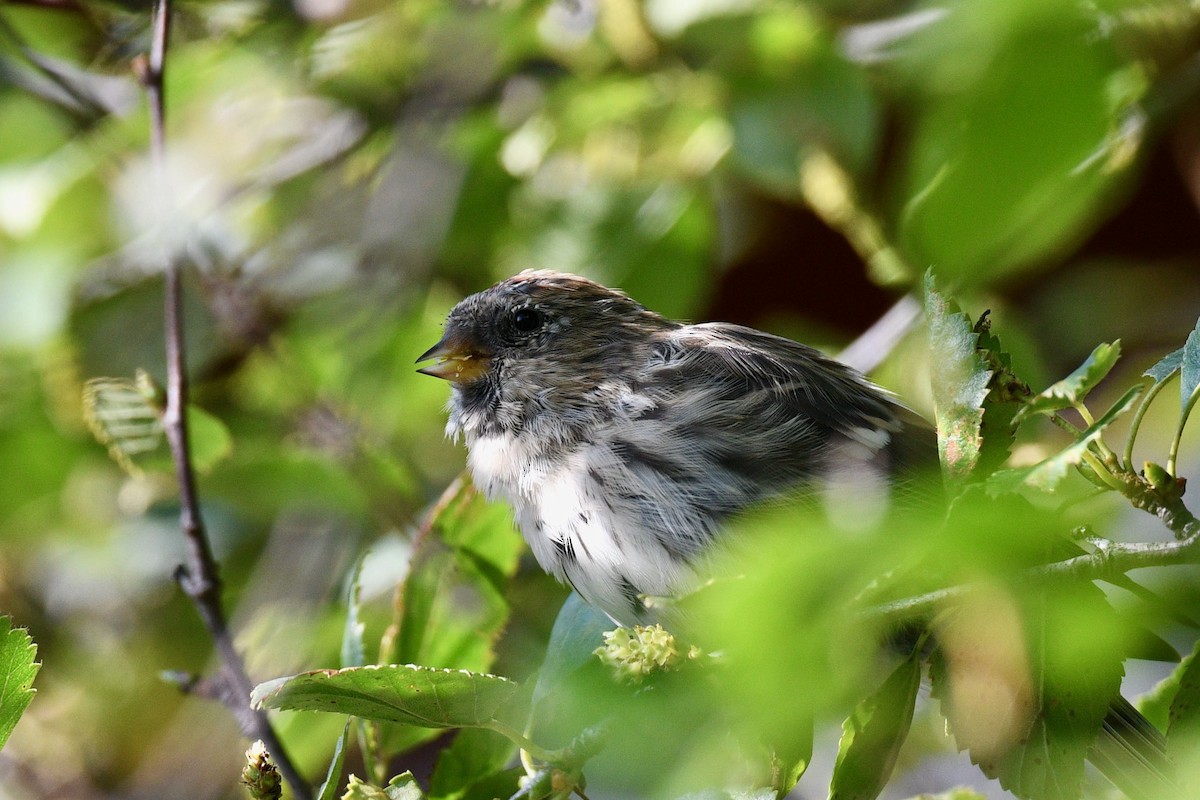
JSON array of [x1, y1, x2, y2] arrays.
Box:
[[3, 0, 1200, 799], [252, 664, 520, 729], [0, 617, 39, 750]]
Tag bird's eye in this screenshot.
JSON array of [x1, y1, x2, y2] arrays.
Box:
[[512, 307, 544, 334]]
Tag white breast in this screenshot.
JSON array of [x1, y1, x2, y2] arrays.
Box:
[[466, 433, 538, 499], [465, 432, 694, 624]]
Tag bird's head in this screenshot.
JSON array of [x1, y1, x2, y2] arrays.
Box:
[[417, 270, 673, 435]]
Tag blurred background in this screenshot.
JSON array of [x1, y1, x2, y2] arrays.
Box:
[[1, 0, 1199, 797]]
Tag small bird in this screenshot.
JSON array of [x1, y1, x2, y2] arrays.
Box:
[[416, 270, 932, 625], [416, 270, 1174, 797]]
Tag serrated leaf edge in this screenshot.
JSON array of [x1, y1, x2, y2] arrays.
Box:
[[251, 663, 517, 708]]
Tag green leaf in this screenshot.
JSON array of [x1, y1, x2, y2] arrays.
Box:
[[317, 720, 353, 800], [390, 479, 523, 671], [428, 726, 518, 800], [972, 312, 1031, 476], [924, 275, 992, 486], [455, 768, 524, 800], [1181, 319, 1200, 412], [337, 555, 375, 784], [0, 617, 40, 749], [531, 593, 613, 711], [1144, 347, 1183, 385], [203, 452, 369, 522], [82, 376, 163, 476], [1139, 638, 1199, 733], [725, 8, 880, 191], [382, 773, 424, 800], [829, 653, 922, 800], [772, 722, 813, 797], [251, 664, 520, 729], [986, 383, 1142, 495], [1167, 636, 1200, 766], [379, 479, 526, 756], [342, 773, 425, 800], [899, 790, 987, 800], [932, 581, 1126, 800], [81, 375, 232, 475], [436, 477, 524, 574], [889, 0, 1142, 284], [186, 405, 233, 473], [1015, 342, 1121, 421], [341, 556, 367, 669]]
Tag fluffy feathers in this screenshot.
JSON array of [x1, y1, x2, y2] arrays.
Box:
[[420, 270, 930, 623]]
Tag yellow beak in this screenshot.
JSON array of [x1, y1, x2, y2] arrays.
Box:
[[416, 332, 492, 383]]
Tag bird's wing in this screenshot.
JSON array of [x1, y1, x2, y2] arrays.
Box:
[[635, 322, 928, 487], [586, 322, 935, 557]]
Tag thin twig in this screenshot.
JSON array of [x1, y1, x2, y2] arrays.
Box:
[[873, 530, 1200, 623], [1123, 376, 1167, 471], [1168, 383, 1200, 477], [138, 2, 311, 797], [836, 294, 922, 375]]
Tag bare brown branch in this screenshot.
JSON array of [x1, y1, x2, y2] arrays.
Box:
[[139, 2, 311, 796]]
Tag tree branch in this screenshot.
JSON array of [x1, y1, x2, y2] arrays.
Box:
[[873, 530, 1200, 623], [138, 3, 311, 797]]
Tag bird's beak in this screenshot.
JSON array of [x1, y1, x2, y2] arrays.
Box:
[[416, 329, 492, 383]]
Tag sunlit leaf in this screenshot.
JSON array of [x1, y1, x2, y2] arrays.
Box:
[[986, 384, 1142, 495], [341, 772, 425, 800], [336, 554, 373, 785], [924, 276, 991, 486], [432, 477, 524, 578], [82, 376, 162, 476], [829, 653, 921, 800], [82, 375, 231, 475], [684, 506, 892, 758], [0, 617, 40, 749], [251, 664, 520, 729], [1015, 342, 1121, 422], [377, 479, 522, 757]]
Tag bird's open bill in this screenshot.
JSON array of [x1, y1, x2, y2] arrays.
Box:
[[416, 334, 492, 383]]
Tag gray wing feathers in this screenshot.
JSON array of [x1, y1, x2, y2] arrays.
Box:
[[593, 323, 935, 552]]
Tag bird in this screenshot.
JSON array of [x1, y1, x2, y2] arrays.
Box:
[[416, 269, 934, 626], [416, 270, 1175, 798]]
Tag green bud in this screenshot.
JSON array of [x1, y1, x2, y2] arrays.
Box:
[[241, 740, 282, 800], [1144, 461, 1172, 491]]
